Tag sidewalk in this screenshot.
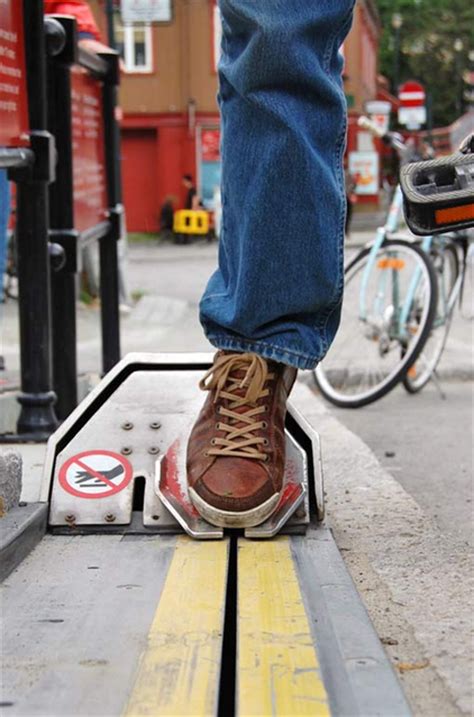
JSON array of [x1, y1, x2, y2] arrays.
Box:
[[2, 230, 472, 401], [0, 230, 472, 714]]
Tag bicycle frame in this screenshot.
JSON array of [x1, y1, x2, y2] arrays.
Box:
[[358, 184, 438, 341]]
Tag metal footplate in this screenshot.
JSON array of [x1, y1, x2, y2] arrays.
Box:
[[42, 353, 324, 538]]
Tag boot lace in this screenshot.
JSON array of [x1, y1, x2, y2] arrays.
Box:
[[200, 353, 274, 461]]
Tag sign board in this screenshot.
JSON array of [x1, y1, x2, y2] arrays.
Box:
[[398, 80, 426, 129], [198, 126, 221, 207], [399, 80, 425, 107], [58, 450, 134, 499], [0, 0, 29, 147], [201, 128, 220, 162], [121, 0, 172, 23], [71, 67, 108, 233], [348, 151, 379, 196], [365, 100, 391, 135], [398, 106, 427, 130]]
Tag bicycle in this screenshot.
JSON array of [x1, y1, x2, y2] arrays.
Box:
[[313, 118, 440, 408], [400, 135, 474, 392]]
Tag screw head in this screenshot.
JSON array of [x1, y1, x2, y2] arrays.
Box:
[[295, 506, 306, 520], [105, 513, 116, 523], [65, 514, 76, 524], [148, 446, 160, 455], [121, 446, 132, 455], [151, 514, 159, 521], [150, 421, 161, 430], [121, 421, 134, 431]]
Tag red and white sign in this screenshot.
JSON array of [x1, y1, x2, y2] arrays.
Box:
[[201, 128, 220, 162], [0, 0, 29, 148], [399, 80, 425, 107], [71, 67, 108, 233], [365, 100, 391, 135], [58, 450, 133, 499], [398, 80, 426, 128]]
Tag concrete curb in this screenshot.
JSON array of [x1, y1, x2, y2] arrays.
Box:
[[0, 503, 48, 581], [293, 527, 412, 716], [291, 380, 472, 716]]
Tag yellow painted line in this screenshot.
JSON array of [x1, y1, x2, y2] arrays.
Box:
[[238, 538, 331, 716], [125, 536, 228, 717]]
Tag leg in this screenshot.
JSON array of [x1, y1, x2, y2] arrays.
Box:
[[200, 0, 355, 370], [188, 0, 355, 528]]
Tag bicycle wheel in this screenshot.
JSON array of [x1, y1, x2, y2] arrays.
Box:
[[403, 240, 459, 393], [314, 238, 438, 407]]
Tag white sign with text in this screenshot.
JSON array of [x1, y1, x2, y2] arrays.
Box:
[[121, 0, 172, 23]]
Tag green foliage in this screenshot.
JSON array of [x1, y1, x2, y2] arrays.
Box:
[[376, 0, 474, 127]]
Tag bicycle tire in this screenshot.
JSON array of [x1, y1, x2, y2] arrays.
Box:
[[403, 240, 459, 393], [314, 238, 438, 408]]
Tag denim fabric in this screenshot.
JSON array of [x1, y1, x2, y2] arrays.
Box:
[[200, 0, 355, 370]]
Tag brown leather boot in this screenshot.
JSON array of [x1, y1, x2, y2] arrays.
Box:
[[186, 351, 297, 528]]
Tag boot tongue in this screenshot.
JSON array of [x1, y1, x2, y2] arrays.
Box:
[[199, 353, 271, 432], [201, 352, 269, 406]]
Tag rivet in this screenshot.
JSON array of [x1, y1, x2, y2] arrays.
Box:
[[148, 446, 160, 455], [65, 514, 76, 524], [295, 506, 306, 519], [121, 446, 132, 455], [121, 421, 134, 431], [151, 514, 159, 521], [105, 513, 116, 523], [150, 421, 161, 430]]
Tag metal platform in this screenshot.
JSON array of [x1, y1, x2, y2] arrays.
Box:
[[1, 354, 411, 716], [42, 353, 325, 538]]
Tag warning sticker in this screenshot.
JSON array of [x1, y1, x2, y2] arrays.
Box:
[[58, 450, 133, 499]]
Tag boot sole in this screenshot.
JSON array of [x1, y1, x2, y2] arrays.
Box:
[[188, 487, 280, 529]]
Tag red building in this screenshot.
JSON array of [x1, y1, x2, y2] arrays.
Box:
[[91, 0, 383, 231]]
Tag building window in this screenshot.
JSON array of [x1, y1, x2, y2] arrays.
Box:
[[115, 16, 153, 73], [212, 1, 222, 72]]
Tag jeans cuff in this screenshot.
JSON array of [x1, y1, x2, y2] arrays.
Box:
[[204, 333, 319, 371]]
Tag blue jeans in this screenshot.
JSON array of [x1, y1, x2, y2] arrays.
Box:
[[200, 0, 354, 370]]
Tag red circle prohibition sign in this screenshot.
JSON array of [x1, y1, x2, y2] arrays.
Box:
[[58, 450, 134, 500]]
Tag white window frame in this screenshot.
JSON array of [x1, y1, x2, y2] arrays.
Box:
[[118, 23, 153, 74], [213, 3, 222, 72]]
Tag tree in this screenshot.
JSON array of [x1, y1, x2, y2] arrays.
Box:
[[376, 0, 474, 127]]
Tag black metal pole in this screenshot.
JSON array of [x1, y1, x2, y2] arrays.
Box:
[[100, 53, 122, 373], [105, 0, 116, 49], [392, 25, 401, 96], [14, 0, 58, 438], [46, 17, 79, 421]]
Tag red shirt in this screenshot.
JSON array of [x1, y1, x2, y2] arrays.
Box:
[[44, 1, 102, 41]]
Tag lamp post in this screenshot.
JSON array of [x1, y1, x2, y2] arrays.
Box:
[[467, 50, 474, 111], [454, 38, 464, 118], [391, 13, 403, 95]]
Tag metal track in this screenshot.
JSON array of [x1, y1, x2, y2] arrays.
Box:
[[1, 527, 410, 716]]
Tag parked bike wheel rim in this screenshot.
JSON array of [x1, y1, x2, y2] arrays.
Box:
[[403, 240, 459, 393], [314, 239, 438, 408]]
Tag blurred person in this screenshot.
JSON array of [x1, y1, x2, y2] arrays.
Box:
[[186, 1, 355, 529], [182, 174, 200, 210], [44, 0, 110, 53], [159, 195, 176, 241]]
